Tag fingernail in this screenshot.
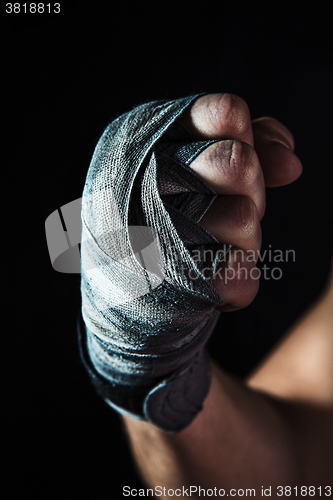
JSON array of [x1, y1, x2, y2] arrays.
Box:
[[269, 134, 293, 151]]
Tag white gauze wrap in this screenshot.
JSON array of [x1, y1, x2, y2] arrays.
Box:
[[79, 95, 229, 433]]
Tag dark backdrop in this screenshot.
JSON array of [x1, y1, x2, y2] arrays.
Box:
[[3, 1, 333, 498]]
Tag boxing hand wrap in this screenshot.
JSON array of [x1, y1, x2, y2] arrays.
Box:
[[79, 95, 230, 433]]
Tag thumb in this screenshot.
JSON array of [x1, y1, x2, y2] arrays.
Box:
[[252, 117, 303, 187]]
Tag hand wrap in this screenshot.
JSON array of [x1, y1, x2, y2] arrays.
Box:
[[79, 95, 229, 432]]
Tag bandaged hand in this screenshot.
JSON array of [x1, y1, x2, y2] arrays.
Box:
[[79, 93, 302, 433]]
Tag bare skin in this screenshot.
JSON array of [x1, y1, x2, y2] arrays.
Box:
[[121, 94, 332, 498]]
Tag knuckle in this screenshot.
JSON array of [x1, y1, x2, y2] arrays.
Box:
[[212, 140, 259, 186], [235, 268, 258, 295], [213, 255, 260, 308], [225, 258, 259, 299], [238, 269, 260, 300], [212, 93, 250, 135], [230, 141, 259, 185], [234, 196, 259, 239]]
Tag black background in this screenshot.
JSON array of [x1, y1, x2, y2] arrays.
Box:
[[2, 1, 333, 498]]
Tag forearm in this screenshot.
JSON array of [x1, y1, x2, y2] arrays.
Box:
[[122, 269, 333, 496], [122, 360, 305, 495], [247, 290, 333, 407]]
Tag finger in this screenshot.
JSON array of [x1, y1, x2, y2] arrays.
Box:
[[190, 140, 266, 220], [179, 93, 254, 147], [252, 117, 303, 187], [199, 195, 262, 255], [212, 248, 260, 311]]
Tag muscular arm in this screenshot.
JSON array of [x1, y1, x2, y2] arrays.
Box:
[[123, 281, 333, 494], [123, 363, 302, 492]]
